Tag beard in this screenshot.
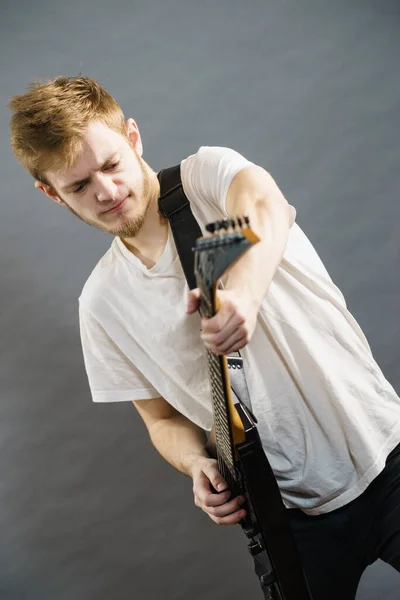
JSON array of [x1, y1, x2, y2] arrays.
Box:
[[64, 153, 153, 238]]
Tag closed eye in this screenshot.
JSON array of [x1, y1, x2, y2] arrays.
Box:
[[104, 160, 120, 171], [72, 182, 88, 194]]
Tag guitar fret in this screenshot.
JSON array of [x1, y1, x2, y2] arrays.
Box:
[[216, 428, 231, 447]]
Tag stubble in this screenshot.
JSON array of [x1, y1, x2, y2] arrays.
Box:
[[65, 153, 153, 238]]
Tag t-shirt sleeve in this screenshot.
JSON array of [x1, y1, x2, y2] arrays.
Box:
[[79, 305, 160, 403], [180, 146, 255, 216]]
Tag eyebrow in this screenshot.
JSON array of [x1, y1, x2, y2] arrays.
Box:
[[62, 154, 118, 192]]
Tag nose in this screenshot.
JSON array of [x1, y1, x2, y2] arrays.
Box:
[[95, 174, 118, 202]]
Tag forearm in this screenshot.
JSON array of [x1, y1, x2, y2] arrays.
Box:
[[148, 413, 209, 477], [225, 171, 295, 308]]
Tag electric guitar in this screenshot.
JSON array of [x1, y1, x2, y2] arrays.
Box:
[[194, 216, 313, 600]]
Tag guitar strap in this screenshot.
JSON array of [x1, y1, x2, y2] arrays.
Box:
[[157, 164, 201, 291], [157, 165, 253, 411]]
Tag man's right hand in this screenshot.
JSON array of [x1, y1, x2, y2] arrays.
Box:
[[132, 398, 246, 524], [190, 456, 247, 525]]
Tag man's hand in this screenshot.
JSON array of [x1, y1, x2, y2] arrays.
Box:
[[187, 288, 259, 354], [190, 456, 246, 525]]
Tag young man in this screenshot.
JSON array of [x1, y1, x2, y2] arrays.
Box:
[[9, 76, 400, 599]]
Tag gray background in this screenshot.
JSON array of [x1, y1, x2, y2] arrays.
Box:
[[1, 0, 399, 598]]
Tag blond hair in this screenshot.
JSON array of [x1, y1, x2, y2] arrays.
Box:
[[8, 76, 126, 185]]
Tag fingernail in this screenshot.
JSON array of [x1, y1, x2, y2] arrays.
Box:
[[217, 483, 226, 491]]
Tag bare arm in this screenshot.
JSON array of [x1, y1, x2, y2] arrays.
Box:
[[187, 165, 295, 354], [133, 397, 208, 476], [133, 397, 246, 524], [224, 165, 295, 308]]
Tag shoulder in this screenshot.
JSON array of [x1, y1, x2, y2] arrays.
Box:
[[180, 146, 254, 210], [181, 145, 252, 175]]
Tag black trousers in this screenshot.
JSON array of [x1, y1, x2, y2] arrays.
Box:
[[287, 443, 400, 599]]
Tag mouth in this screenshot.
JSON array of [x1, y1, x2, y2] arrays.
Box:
[[104, 195, 129, 214]]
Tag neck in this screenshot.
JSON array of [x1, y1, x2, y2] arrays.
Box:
[[121, 171, 168, 268]]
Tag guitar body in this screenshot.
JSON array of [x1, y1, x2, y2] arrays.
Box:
[[234, 402, 312, 599]]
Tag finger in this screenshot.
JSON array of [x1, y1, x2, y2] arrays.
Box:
[[200, 464, 229, 493], [201, 299, 240, 333], [226, 338, 249, 353], [210, 508, 247, 526], [215, 330, 249, 355], [186, 288, 201, 314], [202, 303, 245, 337], [202, 325, 247, 354], [204, 495, 246, 515], [196, 488, 232, 507], [194, 488, 231, 508], [201, 312, 238, 344], [193, 474, 230, 506]]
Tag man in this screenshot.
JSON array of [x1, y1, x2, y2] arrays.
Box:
[[9, 75, 400, 599]]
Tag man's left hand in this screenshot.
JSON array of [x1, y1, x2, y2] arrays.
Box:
[[187, 288, 259, 354]]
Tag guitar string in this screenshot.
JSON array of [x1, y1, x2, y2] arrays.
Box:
[[199, 281, 238, 491]]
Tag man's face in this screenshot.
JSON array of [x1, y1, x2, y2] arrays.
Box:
[[39, 120, 154, 238]]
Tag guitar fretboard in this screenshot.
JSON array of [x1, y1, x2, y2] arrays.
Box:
[[199, 285, 237, 488]]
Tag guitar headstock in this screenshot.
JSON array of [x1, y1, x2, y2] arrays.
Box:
[[194, 215, 259, 313]]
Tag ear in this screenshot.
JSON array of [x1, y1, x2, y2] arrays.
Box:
[[34, 181, 66, 206], [125, 118, 143, 156]]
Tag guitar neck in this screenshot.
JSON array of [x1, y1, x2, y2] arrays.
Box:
[[199, 285, 239, 487], [194, 218, 259, 490]]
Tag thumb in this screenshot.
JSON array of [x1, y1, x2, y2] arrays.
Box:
[[202, 463, 228, 492], [186, 288, 201, 314]]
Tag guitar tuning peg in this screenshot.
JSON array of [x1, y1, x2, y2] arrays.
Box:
[[236, 216, 243, 228], [229, 218, 236, 229], [205, 222, 216, 233], [244, 214, 250, 226], [221, 218, 229, 230]]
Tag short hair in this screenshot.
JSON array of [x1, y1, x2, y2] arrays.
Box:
[[8, 75, 126, 185]]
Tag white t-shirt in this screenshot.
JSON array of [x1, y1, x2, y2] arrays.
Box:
[[79, 146, 400, 515]]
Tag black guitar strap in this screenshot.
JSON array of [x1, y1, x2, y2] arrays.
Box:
[[157, 164, 201, 291]]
